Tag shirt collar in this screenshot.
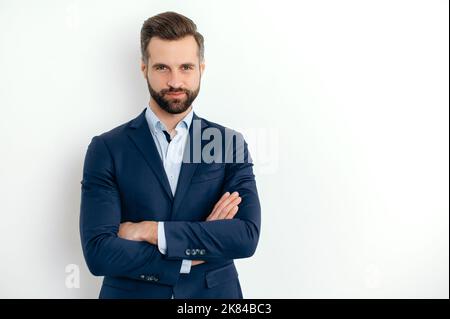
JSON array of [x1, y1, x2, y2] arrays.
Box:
[[145, 105, 194, 135]]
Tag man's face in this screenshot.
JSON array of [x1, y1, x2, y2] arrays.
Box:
[[141, 35, 205, 114]]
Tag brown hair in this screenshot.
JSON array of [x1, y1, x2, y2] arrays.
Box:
[[140, 11, 204, 64]]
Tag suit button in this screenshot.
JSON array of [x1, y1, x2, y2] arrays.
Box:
[[191, 249, 197, 256], [200, 249, 206, 255], [140, 275, 145, 279], [146, 275, 154, 281], [154, 276, 159, 282], [185, 249, 191, 256]]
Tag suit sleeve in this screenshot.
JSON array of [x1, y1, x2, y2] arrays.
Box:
[[163, 132, 261, 261], [79, 135, 183, 286]]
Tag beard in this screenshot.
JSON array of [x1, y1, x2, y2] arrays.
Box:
[[146, 77, 201, 114]]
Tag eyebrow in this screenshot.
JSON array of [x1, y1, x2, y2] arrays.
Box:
[[152, 63, 196, 68]]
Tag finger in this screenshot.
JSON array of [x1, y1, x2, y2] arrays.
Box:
[[192, 260, 205, 266], [208, 192, 230, 220], [207, 192, 230, 221], [224, 205, 239, 219], [118, 225, 127, 237], [214, 193, 239, 219], [208, 192, 239, 221], [207, 191, 235, 221], [217, 196, 242, 219], [118, 222, 127, 231], [118, 222, 133, 237], [219, 196, 242, 219]]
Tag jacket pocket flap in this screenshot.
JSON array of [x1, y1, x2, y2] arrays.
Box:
[[103, 276, 138, 291], [205, 263, 239, 288]]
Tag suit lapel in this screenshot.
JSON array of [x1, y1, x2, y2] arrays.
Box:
[[127, 109, 174, 201], [171, 112, 207, 219]]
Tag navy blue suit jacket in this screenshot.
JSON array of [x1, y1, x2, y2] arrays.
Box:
[[79, 109, 261, 299]]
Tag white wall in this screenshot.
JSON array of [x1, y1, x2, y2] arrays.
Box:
[[0, 0, 448, 298]]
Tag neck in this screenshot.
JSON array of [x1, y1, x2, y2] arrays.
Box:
[[149, 99, 192, 132]]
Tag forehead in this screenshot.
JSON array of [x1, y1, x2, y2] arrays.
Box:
[[147, 35, 198, 64]]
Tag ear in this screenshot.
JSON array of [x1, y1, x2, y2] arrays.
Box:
[[200, 60, 205, 76], [140, 58, 147, 78]]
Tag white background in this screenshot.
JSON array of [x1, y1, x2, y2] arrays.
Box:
[[0, 0, 448, 298]]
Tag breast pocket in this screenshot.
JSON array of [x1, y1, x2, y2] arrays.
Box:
[[191, 164, 225, 184]]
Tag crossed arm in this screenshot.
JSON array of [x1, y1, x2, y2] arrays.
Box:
[[80, 134, 260, 285], [117, 191, 242, 267]]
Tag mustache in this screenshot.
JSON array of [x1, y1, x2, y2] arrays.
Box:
[[162, 89, 188, 95]]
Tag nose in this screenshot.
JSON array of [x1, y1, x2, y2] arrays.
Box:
[[167, 72, 183, 89]]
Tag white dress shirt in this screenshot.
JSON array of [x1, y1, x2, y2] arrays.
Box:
[[144, 105, 193, 275]]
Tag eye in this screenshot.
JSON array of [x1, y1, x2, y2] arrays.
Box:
[[156, 66, 167, 71], [182, 65, 193, 71]]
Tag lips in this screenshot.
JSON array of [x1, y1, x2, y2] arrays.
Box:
[[166, 92, 185, 96]]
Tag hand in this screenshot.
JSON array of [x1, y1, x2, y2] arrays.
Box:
[[192, 192, 242, 267], [119, 221, 204, 268], [118, 221, 158, 245], [206, 191, 242, 221]]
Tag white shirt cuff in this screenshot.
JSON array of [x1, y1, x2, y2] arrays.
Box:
[[180, 259, 192, 274], [157, 221, 167, 254], [158, 222, 192, 274]]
